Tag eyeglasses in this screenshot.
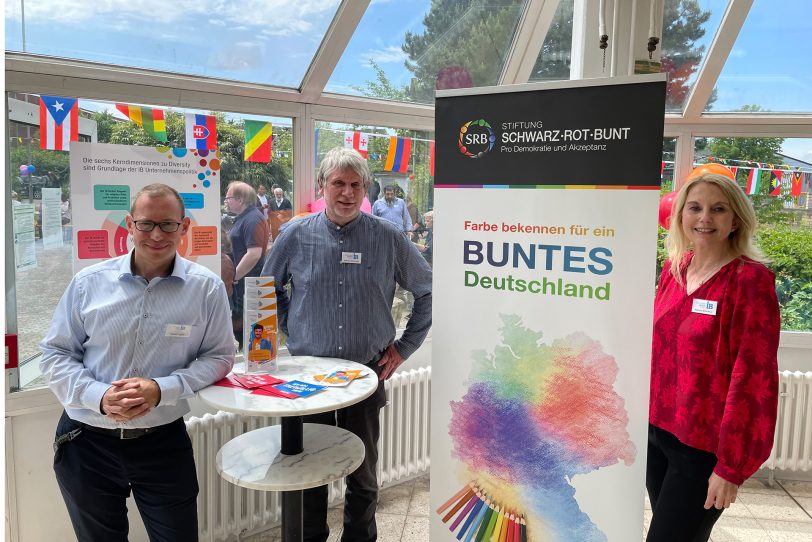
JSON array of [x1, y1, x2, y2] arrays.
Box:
[[132, 220, 182, 233]]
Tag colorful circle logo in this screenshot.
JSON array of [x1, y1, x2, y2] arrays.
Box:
[[458, 119, 495, 158]]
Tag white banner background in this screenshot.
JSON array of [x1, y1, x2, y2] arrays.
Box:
[[431, 187, 658, 541]]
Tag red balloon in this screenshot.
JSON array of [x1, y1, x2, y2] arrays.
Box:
[[658, 191, 678, 229]]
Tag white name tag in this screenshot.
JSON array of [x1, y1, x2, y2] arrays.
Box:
[[165, 324, 192, 337], [341, 252, 362, 264], [692, 299, 718, 316]]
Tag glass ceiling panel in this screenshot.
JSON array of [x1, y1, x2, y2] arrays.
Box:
[[708, 0, 812, 113], [4, 0, 340, 88], [325, 0, 528, 104], [660, 0, 725, 113], [528, 0, 573, 83]]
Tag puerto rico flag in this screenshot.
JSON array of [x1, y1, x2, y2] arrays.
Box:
[[185, 113, 217, 150], [39, 95, 78, 151], [344, 131, 368, 159]]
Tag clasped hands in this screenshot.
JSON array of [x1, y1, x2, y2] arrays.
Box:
[[101, 377, 161, 422]]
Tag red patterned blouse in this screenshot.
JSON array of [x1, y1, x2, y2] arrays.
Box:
[[649, 254, 780, 485]]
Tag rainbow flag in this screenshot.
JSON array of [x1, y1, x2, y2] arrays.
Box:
[[244, 120, 273, 163], [746, 168, 762, 195], [115, 103, 167, 142], [384, 136, 412, 173], [430, 140, 436, 176]]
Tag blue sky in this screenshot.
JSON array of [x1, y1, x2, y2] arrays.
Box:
[[5, 0, 809, 160]]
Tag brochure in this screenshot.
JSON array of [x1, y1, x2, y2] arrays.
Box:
[[244, 275, 278, 373], [232, 373, 285, 389], [272, 380, 326, 398], [313, 367, 369, 387]]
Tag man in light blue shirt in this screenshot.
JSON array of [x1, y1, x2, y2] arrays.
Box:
[[372, 184, 413, 232], [40, 183, 234, 542], [262, 148, 431, 542]]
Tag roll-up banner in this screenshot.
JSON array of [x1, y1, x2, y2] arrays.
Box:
[[431, 75, 666, 541], [69, 142, 222, 275]]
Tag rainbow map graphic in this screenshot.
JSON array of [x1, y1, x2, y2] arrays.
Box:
[[442, 315, 635, 541]]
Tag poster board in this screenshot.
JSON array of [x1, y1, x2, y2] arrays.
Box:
[[431, 75, 666, 541], [69, 142, 222, 275]]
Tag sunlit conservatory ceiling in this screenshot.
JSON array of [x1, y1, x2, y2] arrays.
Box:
[[710, 0, 812, 113], [4, 0, 812, 121], [3, 0, 342, 88]]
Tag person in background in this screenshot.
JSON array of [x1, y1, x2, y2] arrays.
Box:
[[256, 184, 270, 219], [40, 183, 234, 541], [270, 187, 292, 211], [372, 185, 412, 233], [413, 210, 433, 266], [11, 190, 22, 206], [262, 147, 432, 542], [646, 173, 780, 542], [224, 181, 269, 349], [405, 196, 420, 238]]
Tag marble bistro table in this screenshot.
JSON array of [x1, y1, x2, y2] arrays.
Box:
[[197, 356, 379, 542]]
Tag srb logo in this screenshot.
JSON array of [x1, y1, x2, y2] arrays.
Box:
[[458, 119, 495, 158]]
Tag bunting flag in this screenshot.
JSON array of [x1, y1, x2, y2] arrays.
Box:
[[244, 120, 273, 162], [115, 103, 167, 142], [746, 168, 763, 195], [185, 113, 218, 150], [384, 136, 412, 173], [660, 161, 665, 176], [39, 95, 78, 151], [343, 131, 369, 159], [430, 141, 436, 177], [769, 170, 783, 196], [790, 171, 803, 197], [729, 166, 738, 178]]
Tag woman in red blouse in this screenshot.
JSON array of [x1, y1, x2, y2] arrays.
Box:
[[647, 173, 780, 541]]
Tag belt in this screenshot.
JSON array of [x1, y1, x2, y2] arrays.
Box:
[[82, 421, 173, 440]]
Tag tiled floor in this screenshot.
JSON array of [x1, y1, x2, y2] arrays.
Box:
[[245, 475, 812, 541]]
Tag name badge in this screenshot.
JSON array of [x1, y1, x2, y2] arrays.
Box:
[[692, 299, 718, 316], [341, 252, 362, 264], [166, 324, 192, 337]]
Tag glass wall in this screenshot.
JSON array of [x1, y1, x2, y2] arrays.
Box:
[[7, 91, 293, 389], [315, 121, 435, 328], [693, 136, 812, 332]]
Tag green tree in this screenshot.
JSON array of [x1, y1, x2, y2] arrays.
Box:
[[660, 0, 712, 110], [92, 110, 117, 143], [403, 0, 524, 102]]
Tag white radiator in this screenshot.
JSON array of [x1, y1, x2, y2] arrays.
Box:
[[187, 366, 432, 541], [764, 370, 812, 473]]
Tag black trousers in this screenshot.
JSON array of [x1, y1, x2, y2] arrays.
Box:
[[302, 365, 387, 542], [646, 424, 725, 542], [53, 411, 199, 542]]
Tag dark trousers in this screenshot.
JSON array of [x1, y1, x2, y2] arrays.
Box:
[[53, 411, 199, 542], [302, 366, 387, 542], [646, 424, 724, 542]]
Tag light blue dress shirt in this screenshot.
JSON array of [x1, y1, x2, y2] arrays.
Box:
[[372, 197, 413, 232], [262, 212, 432, 364], [40, 252, 235, 428]]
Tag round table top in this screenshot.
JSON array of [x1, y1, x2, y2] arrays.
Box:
[[197, 356, 379, 417], [216, 424, 365, 491]]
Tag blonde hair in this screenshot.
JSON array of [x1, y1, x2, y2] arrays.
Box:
[[666, 173, 765, 283]]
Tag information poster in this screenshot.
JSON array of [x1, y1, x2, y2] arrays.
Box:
[[69, 142, 222, 274], [41, 187, 64, 249], [13, 204, 37, 271], [431, 75, 666, 541]]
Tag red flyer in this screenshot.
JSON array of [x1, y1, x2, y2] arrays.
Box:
[[232, 374, 285, 389]]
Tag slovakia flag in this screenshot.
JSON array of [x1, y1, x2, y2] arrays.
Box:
[[39, 96, 78, 151], [185, 113, 218, 150]]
